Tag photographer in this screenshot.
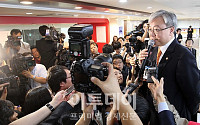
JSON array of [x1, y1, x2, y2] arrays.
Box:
[[21, 56, 48, 89], [36, 25, 57, 70], [5, 29, 31, 60]]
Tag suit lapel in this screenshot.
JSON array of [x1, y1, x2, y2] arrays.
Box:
[[158, 39, 177, 75]]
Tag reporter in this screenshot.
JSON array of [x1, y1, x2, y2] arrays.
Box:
[[91, 62, 143, 125]]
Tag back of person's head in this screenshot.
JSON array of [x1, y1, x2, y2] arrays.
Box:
[[112, 41, 121, 50], [39, 25, 49, 36], [10, 29, 22, 36], [112, 54, 123, 62], [0, 100, 15, 125], [22, 86, 52, 115], [102, 44, 114, 54], [47, 65, 68, 93], [149, 10, 177, 30]]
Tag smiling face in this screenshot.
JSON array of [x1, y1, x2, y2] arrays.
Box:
[[149, 16, 175, 46]]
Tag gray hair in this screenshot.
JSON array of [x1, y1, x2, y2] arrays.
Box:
[[149, 10, 177, 30]]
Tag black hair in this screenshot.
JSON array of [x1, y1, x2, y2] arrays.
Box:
[[102, 44, 114, 54], [0, 100, 15, 125], [113, 36, 118, 41], [185, 38, 194, 44], [112, 41, 121, 50], [117, 37, 124, 41], [123, 52, 134, 64], [30, 45, 37, 50], [10, 29, 22, 36], [112, 54, 123, 62], [22, 86, 52, 115], [39, 25, 49, 36], [176, 28, 181, 32], [47, 65, 68, 93], [113, 67, 122, 72], [124, 35, 129, 39]]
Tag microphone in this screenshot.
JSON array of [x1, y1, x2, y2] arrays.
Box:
[[138, 40, 155, 79]]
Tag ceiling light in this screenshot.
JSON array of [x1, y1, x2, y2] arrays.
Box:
[[26, 12, 32, 14], [101, 16, 105, 18], [119, 0, 127, 3], [74, 14, 79, 17], [20, 1, 33, 5], [147, 6, 152, 9], [75, 6, 82, 9], [104, 10, 109, 13]]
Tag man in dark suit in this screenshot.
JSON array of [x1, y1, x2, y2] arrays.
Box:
[[36, 25, 57, 70], [187, 25, 193, 39], [140, 10, 200, 121], [185, 39, 196, 58]]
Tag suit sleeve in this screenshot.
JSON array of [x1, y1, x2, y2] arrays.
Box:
[[176, 50, 200, 115], [158, 110, 176, 125]]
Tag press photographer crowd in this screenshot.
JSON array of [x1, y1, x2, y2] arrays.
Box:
[[0, 10, 200, 125]]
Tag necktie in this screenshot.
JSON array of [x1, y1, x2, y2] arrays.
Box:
[[157, 48, 162, 66]]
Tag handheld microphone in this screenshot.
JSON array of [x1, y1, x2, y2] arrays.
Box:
[[138, 39, 155, 78]]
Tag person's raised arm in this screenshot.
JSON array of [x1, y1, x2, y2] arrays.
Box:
[[9, 90, 66, 125], [91, 62, 142, 125]]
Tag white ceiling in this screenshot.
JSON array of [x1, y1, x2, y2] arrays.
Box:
[[0, 0, 199, 20]]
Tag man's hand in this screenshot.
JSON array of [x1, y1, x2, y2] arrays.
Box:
[[91, 62, 122, 96], [21, 70, 33, 79], [148, 76, 165, 104], [138, 49, 148, 64]]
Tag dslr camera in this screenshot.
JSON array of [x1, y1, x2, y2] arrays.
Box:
[[68, 24, 111, 93], [145, 67, 158, 83], [45, 26, 61, 42]]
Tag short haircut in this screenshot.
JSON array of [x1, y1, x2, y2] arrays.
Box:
[[0, 100, 15, 125], [102, 44, 114, 54], [176, 28, 181, 32], [149, 10, 177, 30], [113, 67, 122, 72], [112, 54, 123, 62], [90, 42, 98, 48], [185, 38, 194, 44], [124, 35, 130, 39], [10, 29, 22, 35], [30, 45, 37, 50], [22, 86, 52, 115], [39, 25, 49, 36], [47, 65, 68, 93], [117, 37, 124, 41], [112, 41, 121, 50]]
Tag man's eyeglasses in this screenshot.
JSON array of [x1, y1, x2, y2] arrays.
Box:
[[149, 26, 173, 34]]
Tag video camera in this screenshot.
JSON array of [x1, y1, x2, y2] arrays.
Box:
[[10, 55, 36, 76], [5, 36, 21, 47], [45, 26, 61, 42], [68, 24, 111, 93]]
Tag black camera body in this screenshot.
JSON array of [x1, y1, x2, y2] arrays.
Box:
[[71, 55, 110, 93], [68, 24, 110, 93], [6, 36, 21, 47], [45, 27, 60, 42], [10, 55, 36, 75], [145, 67, 158, 83]]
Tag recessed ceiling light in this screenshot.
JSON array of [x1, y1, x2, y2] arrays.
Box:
[[104, 10, 109, 13], [75, 6, 82, 9], [101, 16, 105, 18], [20, 1, 33, 5], [119, 0, 127, 3], [26, 12, 33, 15], [147, 6, 152, 9], [74, 14, 79, 17]]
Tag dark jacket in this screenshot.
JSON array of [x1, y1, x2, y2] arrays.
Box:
[[149, 39, 200, 120], [36, 38, 57, 70]]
